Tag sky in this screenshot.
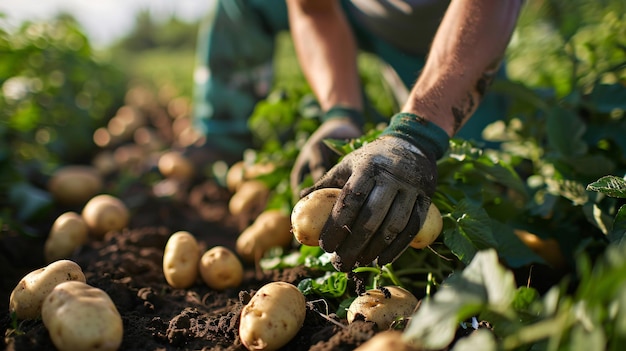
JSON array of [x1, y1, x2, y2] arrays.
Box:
[[0, 0, 214, 47]]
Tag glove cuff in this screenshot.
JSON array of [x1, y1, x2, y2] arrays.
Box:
[[380, 112, 450, 160], [322, 105, 365, 128]]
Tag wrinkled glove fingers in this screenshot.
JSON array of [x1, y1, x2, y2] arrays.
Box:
[[378, 195, 431, 265], [319, 173, 374, 257], [355, 190, 416, 266], [335, 183, 398, 268]]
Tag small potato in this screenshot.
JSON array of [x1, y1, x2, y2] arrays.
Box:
[[81, 194, 130, 238], [291, 188, 341, 246], [239, 282, 306, 351], [347, 286, 419, 330], [44, 212, 89, 263], [236, 209, 292, 263], [9, 260, 86, 320], [228, 180, 270, 218], [409, 203, 443, 249], [227, 161, 277, 193], [163, 231, 201, 288], [157, 151, 195, 181], [199, 246, 243, 290], [354, 330, 419, 351], [42, 281, 123, 351], [48, 165, 103, 206], [514, 229, 565, 269]]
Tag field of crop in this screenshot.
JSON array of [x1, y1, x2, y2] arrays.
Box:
[[1, 1, 626, 350]]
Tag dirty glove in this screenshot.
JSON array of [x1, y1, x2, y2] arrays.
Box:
[[290, 106, 363, 194], [304, 112, 450, 272]]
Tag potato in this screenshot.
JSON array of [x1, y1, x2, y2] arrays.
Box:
[[228, 180, 270, 217], [42, 281, 123, 351], [409, 203, 443, 249], [9, 260, 86, 319], [163, 231, 201, 288], [44, 212, 89, 263], [81, 194, 130, 238], [157, 150, 195, 181], [227, 161, 278, 193], [48, 165, 103, 206], [291, 188, 341, 246], [347, 286, 418, 330], [354, 330, 419, 351], [239, 282, 306, 351], [199, 246, 244, 290], [514, 229, 566, 269], [226, 161, 246, 193], [236, 209, 293, 263]]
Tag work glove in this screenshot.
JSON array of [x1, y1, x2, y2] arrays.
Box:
[[303, 112, 450, 272], [290, 106, 363, 194]]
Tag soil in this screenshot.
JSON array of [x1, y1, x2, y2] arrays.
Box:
[[0, 85, 562, 351], [0, 87, 380, 351]]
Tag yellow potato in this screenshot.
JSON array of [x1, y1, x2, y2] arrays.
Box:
[[226, 161, 246, 193], [291, 188, 341, 246], [409, 203, 443, 249], [9, 260, 86, 320], [44, 212, 89, 263], [239, 282, 306, 351], [354, 330, 419, 351], [42, 281, 123, 351], [199, 246, 243, 290], [157, 151, 195, 181], [81, 194, 130, 238], [514, 229, 566, 269], [48, 165, 103, 206], [236, 209, 293, 263], [347, 286, 419, 330], [163, 231, 201, 288], [228, 180, 270, 218]]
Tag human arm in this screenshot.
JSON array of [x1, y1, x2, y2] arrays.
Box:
[[286, 0, 365, 192], [305, 0, 523, 271]]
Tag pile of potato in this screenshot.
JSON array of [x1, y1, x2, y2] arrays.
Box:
[[44, 191, 130, 263], [162, 231, 244, 290], [9, 260, 123, 351]]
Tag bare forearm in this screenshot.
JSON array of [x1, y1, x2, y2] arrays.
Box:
[[402, 0, 522, 136], [286, 0, 362, 111]]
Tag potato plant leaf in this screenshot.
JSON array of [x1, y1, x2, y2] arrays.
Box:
[[402, 249, 516, 349], [586, 175, 626, 198], [609, 205, 626, 244], [443, 199, 498, 264], [546, 106, 588, 157]]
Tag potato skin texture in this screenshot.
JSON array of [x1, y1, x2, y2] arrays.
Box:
[[291, 188, 341, 246], [236, 210, 293, 263], [9, 260, 86, 320], [48, 165, 103, 206], [163, 231, 201, 288], [44, 212, 89, 263], [409, 203, 443, 249], [199, 246, 243, 290], [42, 281, 123, 351], [239, 282, 306, 351], [81, 194, 130, 238], [347, 286, 419, 329]]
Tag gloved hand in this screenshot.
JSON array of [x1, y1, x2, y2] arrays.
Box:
[[289, 106, 363, 194], [302, 113, 450, 272]]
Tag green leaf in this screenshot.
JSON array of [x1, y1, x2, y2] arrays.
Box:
[[403, 249, 516, 349], [450, 329, 497, 351], [586, 175, 626, 198], [491, 222, 546, 268], [546, 106, 588, 157], [444, 199, 499, 264], [298, 271, 348, 299], [8, 182, 52, 221], [588, 84, 626, 113], [609, 205, 626, 244]]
